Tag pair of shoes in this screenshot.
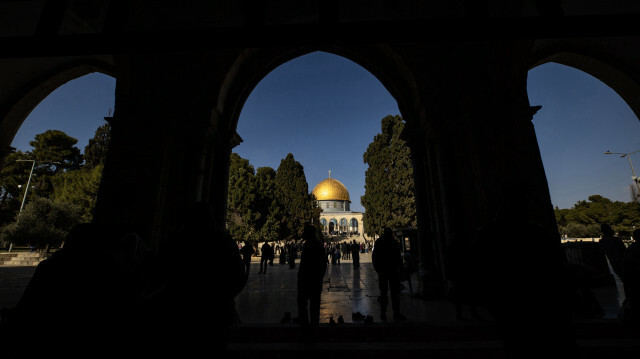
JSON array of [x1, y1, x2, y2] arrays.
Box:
[[337, 315, 344, 324], [352, 312, 365, 322], [329, 317, 337, 326], [393, 312, 407, 321]]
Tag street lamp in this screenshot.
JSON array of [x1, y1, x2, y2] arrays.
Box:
[[16, 159, 36, 212], [7, 160, 60, 252], [604, 150, 640, 192]]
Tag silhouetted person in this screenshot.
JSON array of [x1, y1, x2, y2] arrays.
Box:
[[372, 228, 406, 321], [288, 243, 298, 268], [136, 202, 246, 357], [297, 225, 327, 334], [621, 229, 640, 327], [259, 242, 273, 274], [240, 241, 255, 275], [600, 223, 627, 282], [351, 240, 360, 270]]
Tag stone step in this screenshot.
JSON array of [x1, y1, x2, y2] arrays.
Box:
[[2, 260, 43, 266], [0, 252, 46, 266]]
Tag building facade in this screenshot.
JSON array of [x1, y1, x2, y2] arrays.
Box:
[[311, 174, 365, 241]]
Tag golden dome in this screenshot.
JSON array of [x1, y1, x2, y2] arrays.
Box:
[[312, 178, 350, 201]]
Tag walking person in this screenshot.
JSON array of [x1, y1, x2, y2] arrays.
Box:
[[259, 242, 273, 274], [600, 223, 627, 282], [297, 224, 328, 335], [372, 228, 406, 321], [351, 240, 360, 270], [240, 241, 255, 276]]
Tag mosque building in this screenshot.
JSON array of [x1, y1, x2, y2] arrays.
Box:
[[311, 171, 365, 240]]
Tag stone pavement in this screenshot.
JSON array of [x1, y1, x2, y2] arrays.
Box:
[[236, 252, 463, 325], [1, 252, 638, 358], [0, 251, 624, 324]]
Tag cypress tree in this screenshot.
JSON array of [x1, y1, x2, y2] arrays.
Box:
[[361, 115, 416, 237], [275, 153, 316, 241]]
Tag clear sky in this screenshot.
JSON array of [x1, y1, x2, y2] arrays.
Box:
[[9, 52, 640, 211]]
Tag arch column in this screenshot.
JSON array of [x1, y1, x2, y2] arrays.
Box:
[[405, 40, 571, 353], [94, 52, 224, 250]]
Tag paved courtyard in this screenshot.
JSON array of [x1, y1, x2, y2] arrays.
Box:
[[0, 252, 624, 326], [235, 252, 462, 325]]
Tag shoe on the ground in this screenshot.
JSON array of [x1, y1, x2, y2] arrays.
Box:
[[329, 317, 336, 326], [337, 315, 344, 324]]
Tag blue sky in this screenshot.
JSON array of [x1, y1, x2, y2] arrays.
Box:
[[10, 52, 640, 211]]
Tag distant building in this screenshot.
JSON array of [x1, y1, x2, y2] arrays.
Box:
[[311, 171, 365, 240]]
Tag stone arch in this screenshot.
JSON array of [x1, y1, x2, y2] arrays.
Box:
[[529, 45, 640, 121], [340, 217, 348, 233], [350, 218, 359, 233], [214, 46, 420, 140], [0, 60, 116, 153]]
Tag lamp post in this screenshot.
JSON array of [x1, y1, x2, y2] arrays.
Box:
[[604, 150, 640, 193], [16, 159, 36, 212], [8, 159, 59, 252]]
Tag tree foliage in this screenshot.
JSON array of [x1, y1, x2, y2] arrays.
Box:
[[0, 125, 110, 244], [225, 152, 317, 243], [226, 153, 260, 243], [255, 166, 284, 242], [555, 194, 640, 238], [51, 164, 104, 222], [361, 115, 416, 237], [83, 122, 111, 168], [0, 197, 82, 247], [28, 129, 84, 198], [275, 153, 317, 241]]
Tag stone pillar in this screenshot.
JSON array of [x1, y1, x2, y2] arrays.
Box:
[[406, 40, 574, 354], [94, 52, 221, 250]]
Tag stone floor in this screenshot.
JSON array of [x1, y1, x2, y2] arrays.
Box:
[[0, 251, 625, 324], [1, 251, 636, 358], [237, 253, 463, 325]]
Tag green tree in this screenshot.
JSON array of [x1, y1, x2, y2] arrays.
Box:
[[51, 164, 104, 222], [0, 197, 82, 247], [274, 153, 317, 241], [0, 151, 32, 226], [226, 153, 260, 242], [28, 130, 83, 198], [255, 166, 284, 242], [361, 115, 416, 237], [83, 122, 111, 168], [555, 194, 640, 239]]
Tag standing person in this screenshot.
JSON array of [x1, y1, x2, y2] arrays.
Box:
[[372, 228, 406, 321], [351, 240, 360, 270], [600, 223, 627, 282], [297, 225, 328, 335], [240, 241, 255, 276], [288, 242, 298, 268], [622, 229, 640, 326], [259, 242, 272, 274]]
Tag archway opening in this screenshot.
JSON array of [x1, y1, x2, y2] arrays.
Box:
[[528, 61, 640, 319], [227, 51, 426, 325], [0, 72, 115, 256]]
